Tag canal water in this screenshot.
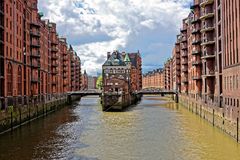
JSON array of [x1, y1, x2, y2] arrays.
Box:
[[0, 96, 240, 160]]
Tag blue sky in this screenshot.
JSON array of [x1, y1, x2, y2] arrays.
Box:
[[38, 0, 191, 75]]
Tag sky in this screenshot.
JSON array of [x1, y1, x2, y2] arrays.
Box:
[[38, 0, 192, 76]]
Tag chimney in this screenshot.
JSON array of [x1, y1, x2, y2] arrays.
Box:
[[107, 52, 111, 59]]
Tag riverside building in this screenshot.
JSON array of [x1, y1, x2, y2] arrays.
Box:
[[0, 0, 81, 110], [142, 68, 164, 89], [162, 0, 240, 141]]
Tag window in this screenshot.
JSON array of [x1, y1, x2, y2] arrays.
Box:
[[237, 75, 239, 89], [17, 66, 22, 95], [7, 63, 13, 96]]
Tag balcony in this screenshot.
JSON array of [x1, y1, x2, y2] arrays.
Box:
[[192, 60, 202, 66], [63, 63, 67, 67], [201, 25, 215, 33], [180, 27, 187, 33], [200, 12, 214, 20], [192, 28, 201, 34], [200, 0, 214, 8], [31, 62, 40, 68], [30, 21, 41, 28], [63, 74, 68, 78], [30, 31, 40, 37], [52, 81, 57, 85], [182, 52, 188, 57], [30, 42, 40, 48], [31, 78, 40, 83], [51, 41, 58, 45], [181, 44, 188, 50], [202, 70, 215, 77], [201, 52, 215, 59], [51, 47, 58, 52], [182, 78, 188, 84], [192, 39, 201, 45], [52, 70, 58, 75], [201, 39, 215, 46], [63, 56, 68, 61], [30, 52, 40, 58], [191, 17, 201, 24], [182, 36, 187, 42], [52, 63, 58, 67], [192, 50, 201, 55], [52, 54, 58, 60], [192, 75, 202, 80], [182, 67, 188, 72], [182, 60, 188, 65]]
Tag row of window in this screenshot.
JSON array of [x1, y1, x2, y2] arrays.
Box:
[[6, 32, 22, 47], [225, 98, 240, 108], [6, 18, 22, 36], [104, 69, 130, 74], [223, 0, 240, 67], [224, 75, 239, 91]]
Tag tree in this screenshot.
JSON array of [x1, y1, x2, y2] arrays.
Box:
[[96, 75, 103, 90]]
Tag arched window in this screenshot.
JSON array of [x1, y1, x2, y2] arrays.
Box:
[[17, 66, 22, 95], [41, 73, 44, 94], [7, 63, 13, 96]]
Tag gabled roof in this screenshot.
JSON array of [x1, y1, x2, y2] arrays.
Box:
[[124, 53, 131, 62]]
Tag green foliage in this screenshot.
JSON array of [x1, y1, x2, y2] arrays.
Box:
[[96, 75, 103, 90], [7, 106, 14, 114]]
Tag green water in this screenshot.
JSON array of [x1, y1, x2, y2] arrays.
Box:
[[0, 96, 240, 160]]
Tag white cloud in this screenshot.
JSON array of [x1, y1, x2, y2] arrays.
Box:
[[38, 0, 191, 75]]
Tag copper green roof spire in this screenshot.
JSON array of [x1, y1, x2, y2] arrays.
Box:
[[124, 53, 131, 62]]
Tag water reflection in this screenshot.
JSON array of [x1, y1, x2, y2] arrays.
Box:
[[0, 96, 240, 160]]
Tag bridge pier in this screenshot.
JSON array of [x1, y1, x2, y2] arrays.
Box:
[[67, 95, 72, 104]]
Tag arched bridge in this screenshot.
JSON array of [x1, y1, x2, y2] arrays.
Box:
[[136, 88, 179, 103], [67, 88, 179, 103], [137, 88, 177, 95], [67, 89, 102, 96]]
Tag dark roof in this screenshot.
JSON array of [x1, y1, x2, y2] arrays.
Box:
[[103, 51, 126, 66]]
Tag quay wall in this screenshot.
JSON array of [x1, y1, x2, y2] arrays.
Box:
[[0, 95, 81, 135], [179, 95, 240, 142]]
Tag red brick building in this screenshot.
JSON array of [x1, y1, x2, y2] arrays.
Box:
[[180, 18, 189, 93], [222, 0, 240, 113], [162, 0, 240, 122], [172, 36, 181, 91], [0, 0, 81, 109], [81, 70, 88, 90], [164, 59, 173, 90], [102, 51, 142, 94], [142, 69, 164, 89]]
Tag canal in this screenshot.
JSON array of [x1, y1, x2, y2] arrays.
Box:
[[0, 96, 240, 160]]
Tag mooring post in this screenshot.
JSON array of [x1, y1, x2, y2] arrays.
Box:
[[11, 111, 13, 131], [175, 93, 179, 103], [237, 117, 239, 143]]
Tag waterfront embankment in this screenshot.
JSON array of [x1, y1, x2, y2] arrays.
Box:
[[0, 95, 81, 135], [179, 95, 240, 143]]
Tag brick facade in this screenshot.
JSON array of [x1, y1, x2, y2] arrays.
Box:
[[162, 0, 240, 123], [0, 0, 81, 109], [142, 69, 164, 89]]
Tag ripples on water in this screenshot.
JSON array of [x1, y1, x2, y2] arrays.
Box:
[[0, 96, 240, 160]]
